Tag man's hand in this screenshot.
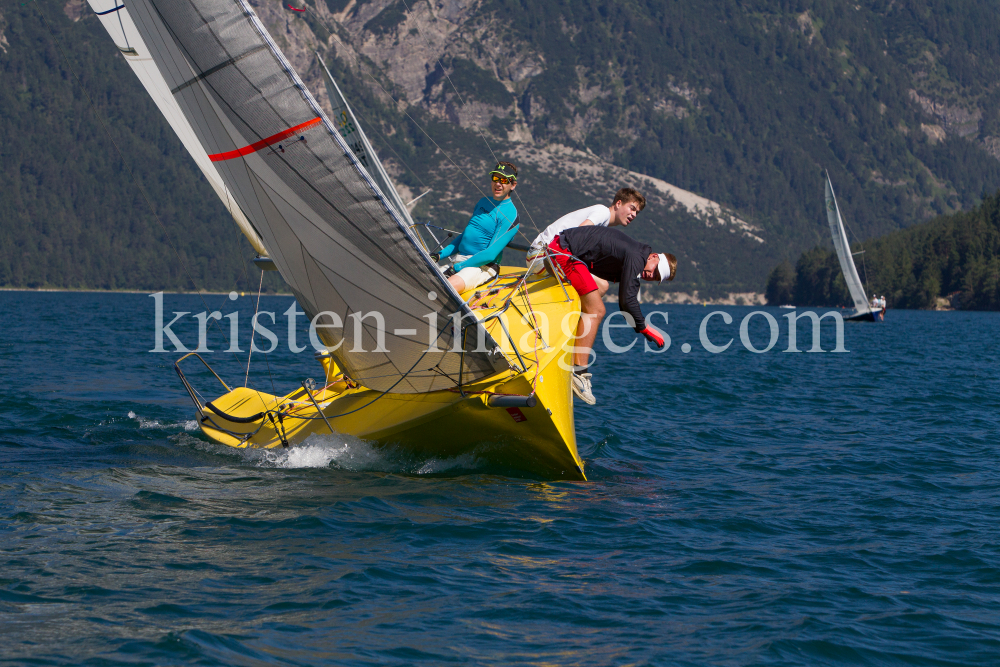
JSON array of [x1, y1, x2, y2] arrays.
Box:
[[443, 266, 456, 277], [640, 326, 664, 348], [430, 252, 440, 262]]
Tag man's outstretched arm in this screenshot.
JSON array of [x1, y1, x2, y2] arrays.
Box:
[[618, 256, 647, 332], [436, 230, 463, 260]]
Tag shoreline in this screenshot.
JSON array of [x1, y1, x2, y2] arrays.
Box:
[[0, 287, 294, 297], [0, 287, 964, 311]]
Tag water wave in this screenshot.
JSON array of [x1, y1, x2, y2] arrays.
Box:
[[127, 411, 198, 432]]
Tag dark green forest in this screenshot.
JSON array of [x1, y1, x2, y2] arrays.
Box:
[[2, 0, 1000, 295], [766, 190, 1000, 309], [0, 0, 276, 292]]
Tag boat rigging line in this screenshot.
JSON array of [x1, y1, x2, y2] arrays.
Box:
[[245, 270, 266, 388], [311, 50, 435, 203], [320, 28, 492, 201], [320, 15, 540, 237], [406, 189, 432, 206]]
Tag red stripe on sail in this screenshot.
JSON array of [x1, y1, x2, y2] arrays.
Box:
[[208, 117, 321, 162]]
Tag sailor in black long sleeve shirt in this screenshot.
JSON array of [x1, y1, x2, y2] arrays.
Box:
[[548, 226, 676, 405], [562, 226, 654, 332]]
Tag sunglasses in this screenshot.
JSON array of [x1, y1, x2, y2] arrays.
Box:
[[491, 173, 515, 184]]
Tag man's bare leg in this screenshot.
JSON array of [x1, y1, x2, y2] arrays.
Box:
[[594, 277, 610, 299], [574, 290, 606, 367], [448, 274, 467, 293]]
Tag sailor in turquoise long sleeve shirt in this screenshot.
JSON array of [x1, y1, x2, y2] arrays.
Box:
[[437, 162, 521, 293], [438, 197, 520, 271]]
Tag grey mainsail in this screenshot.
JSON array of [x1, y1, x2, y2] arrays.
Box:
[[113, 0, 508, 392], [824, 174, 871, 315]]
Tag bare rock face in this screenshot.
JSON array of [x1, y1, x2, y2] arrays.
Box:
[[63, 0, 87, 22], [982, 136, 1000, 161], [240, 0, 717, 166], [0, 11, 8, 54], [270, 0, 697, 147], [920, 123, 946, 144], [507, 143, 764, 244], [909, 90, 983, 139]]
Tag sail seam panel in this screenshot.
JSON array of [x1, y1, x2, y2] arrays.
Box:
[[176, 51, 432, 290], [170, 43, 268, 94], [309, 255, 497, 381], [96, 4, 126, 15], [247, 160, 453, 323], [296, 207, 440, 392]]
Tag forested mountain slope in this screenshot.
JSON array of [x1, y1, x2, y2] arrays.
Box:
[[0, 0, 275, 292], [2, 0, 999, 295]]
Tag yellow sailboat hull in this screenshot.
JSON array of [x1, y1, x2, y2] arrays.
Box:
[[179, 268, 587, 480]]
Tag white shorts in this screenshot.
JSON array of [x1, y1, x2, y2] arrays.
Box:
[[445, 254, 498, 291]]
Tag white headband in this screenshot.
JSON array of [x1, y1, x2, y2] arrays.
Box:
[[656, 253, 671, 282]]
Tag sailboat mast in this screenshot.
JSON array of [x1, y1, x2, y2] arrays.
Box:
[[317, 55, 415, 229]]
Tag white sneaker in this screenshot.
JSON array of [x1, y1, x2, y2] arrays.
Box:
[[571, 372, 596, 405]]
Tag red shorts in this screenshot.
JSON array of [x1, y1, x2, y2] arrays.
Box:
[[548, 236, 598, 296]]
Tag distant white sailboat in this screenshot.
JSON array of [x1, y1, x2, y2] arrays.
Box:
[[824, 173, 884, 322]]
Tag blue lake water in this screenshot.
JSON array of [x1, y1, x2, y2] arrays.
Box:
[[1, 291, 999, 665]]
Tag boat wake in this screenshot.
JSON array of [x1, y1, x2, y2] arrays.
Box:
[[160, 412, 504, 477], [249, 433, 488, 475], [128, 411, 198, 432]]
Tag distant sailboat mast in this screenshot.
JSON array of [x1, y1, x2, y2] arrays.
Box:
[[824, 173, 872, 316]]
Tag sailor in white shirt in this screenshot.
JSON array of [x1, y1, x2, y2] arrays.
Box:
[[526, 188, 646, 294]]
